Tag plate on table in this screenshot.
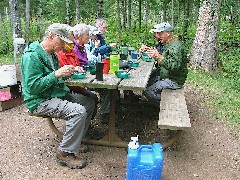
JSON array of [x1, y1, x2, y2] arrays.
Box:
[[71, 71, 86, 79]]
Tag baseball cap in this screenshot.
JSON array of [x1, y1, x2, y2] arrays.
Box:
[[46, 23, 73, 43], [149, 22, 173, 33], [88, 25, 101, 36]]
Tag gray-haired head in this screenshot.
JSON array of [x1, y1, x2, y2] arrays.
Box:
[[44, 23, 73, 43], [94, 18, 107, 28], [72, 23, 90, 39]]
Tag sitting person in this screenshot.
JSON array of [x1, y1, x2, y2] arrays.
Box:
[[56, 42, 98, 107], [84, 25, 101, 64], [94, 18, 116, 57], [21, 23, 96, 169], [142, 22, 188, 108], [72, 23, 110, 122], [72, 23, 91, 67]]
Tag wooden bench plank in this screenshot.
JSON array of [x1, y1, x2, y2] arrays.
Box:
[[158, 89, 191, 130]]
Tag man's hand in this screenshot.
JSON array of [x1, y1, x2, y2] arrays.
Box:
[[94, 40, 100, 48], [146, 48, 164, 62], [55, 65, 76, 78], [139, 44, 151, 52]]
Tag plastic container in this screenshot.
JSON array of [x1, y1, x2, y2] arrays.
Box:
[[71, 71, 86, 79], [96, 62, 104, 81], [115, 70, 130, 79], [121, 46, 128, 55], [128, 60, 139, 67], [0, 65, 17, 86], [109, 54, 120, 74], [126, 137, 164, 180], [102, 58, 110, 74]]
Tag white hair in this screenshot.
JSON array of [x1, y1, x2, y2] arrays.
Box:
[[72, 23, 90, 38], [94, 18, 107, 28]]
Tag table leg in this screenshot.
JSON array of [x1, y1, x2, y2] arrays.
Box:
[[83, 89, 127, 148]]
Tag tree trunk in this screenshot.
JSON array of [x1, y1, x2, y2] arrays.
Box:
[[132, 0, 137, 32], [9, 0, 22, 39], [37, 6, 42, 39], [163, 0, 167, 21], [143, 0, 149, 43], [177, 0, 180, 33], [189, 0, 220, 72], [183, 0, 190, 39], [25, 0, 30, 44], [122, 0, 127, 30], [171, 0, 174, 27], [116, 0, 122, 45], [97, 0, 103, 18], [138, 0, 141, 30], [127, 0, 132, 30], [65, 0, 70, 24], [75, 0, 80, 23]]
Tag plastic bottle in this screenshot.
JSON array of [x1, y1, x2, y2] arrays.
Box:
[[109, 53, 120, 74], [126, 136, 164, 180]]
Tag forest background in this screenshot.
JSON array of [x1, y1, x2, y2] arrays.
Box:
[[0, 0, 239, 131]]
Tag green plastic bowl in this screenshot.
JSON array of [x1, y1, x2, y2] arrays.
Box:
[[128, 60, 139, 67], [142, 56, 153, 62], [71, 71, 86, 79], [115, 70, 130, 79]]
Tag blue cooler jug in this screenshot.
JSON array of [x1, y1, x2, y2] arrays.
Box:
[[126, 136, 164, 180]]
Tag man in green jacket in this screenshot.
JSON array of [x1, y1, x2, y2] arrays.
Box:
[[141, 22, 188, 108], [21, 23, 95, 169]]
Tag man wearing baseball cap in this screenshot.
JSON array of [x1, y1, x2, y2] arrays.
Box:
[[21, 23, 96, 169], [141, 22, 188, 108]]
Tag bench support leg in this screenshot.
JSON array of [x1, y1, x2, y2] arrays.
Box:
[[162, 130, 182, 149], [46, 117, 63, 140]]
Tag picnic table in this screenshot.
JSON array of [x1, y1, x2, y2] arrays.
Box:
[[65, 60, 155, 148]]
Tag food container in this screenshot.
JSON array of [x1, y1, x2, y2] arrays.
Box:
[[71, 71, 86, 79], [128, 60, 139, 67], [142, 52, 153, 62], [0, 65, 17, 86], [115, 70, 130, 79]]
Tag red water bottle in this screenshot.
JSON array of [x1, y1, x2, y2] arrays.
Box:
[[102, 57, 110, 74]]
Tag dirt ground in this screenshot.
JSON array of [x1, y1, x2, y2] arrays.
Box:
[[0, 65, 239, 180]]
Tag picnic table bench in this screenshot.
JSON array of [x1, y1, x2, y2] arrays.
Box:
[[158, 88, 191, 148]]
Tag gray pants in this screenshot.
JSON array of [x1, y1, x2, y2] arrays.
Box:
[[143, 72, 181, 107], [32, 92, 95, 154]]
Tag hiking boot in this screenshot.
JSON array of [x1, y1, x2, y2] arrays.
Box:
[[56, 151, 87, 169]]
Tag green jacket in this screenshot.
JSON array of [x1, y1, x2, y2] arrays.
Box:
[[21, 41, 70, 112], [157, 39, 188, 85]]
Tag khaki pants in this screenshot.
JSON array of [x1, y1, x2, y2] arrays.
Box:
[[33, 92, 96, 154]]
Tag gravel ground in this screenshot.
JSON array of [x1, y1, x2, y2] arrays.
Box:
[[0, 85, 239, 180], [0, 64, 239, 179]]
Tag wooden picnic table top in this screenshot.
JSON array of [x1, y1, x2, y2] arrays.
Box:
[[65, 59, 155, 91]]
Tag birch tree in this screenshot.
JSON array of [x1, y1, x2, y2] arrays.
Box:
[[25, 0, 30, 43], [75, 0, 80, 23], [9, 0, 22, 39], [189, 0, 221, 72]]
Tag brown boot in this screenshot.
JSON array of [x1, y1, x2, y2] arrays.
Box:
[[56, 151, 87, 169]]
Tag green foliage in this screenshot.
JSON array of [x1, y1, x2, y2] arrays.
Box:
[[218, 20, 240, 48], [187, 47, 240, 128]]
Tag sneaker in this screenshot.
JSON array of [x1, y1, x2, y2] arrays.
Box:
[[56, 151, 87, 169]]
